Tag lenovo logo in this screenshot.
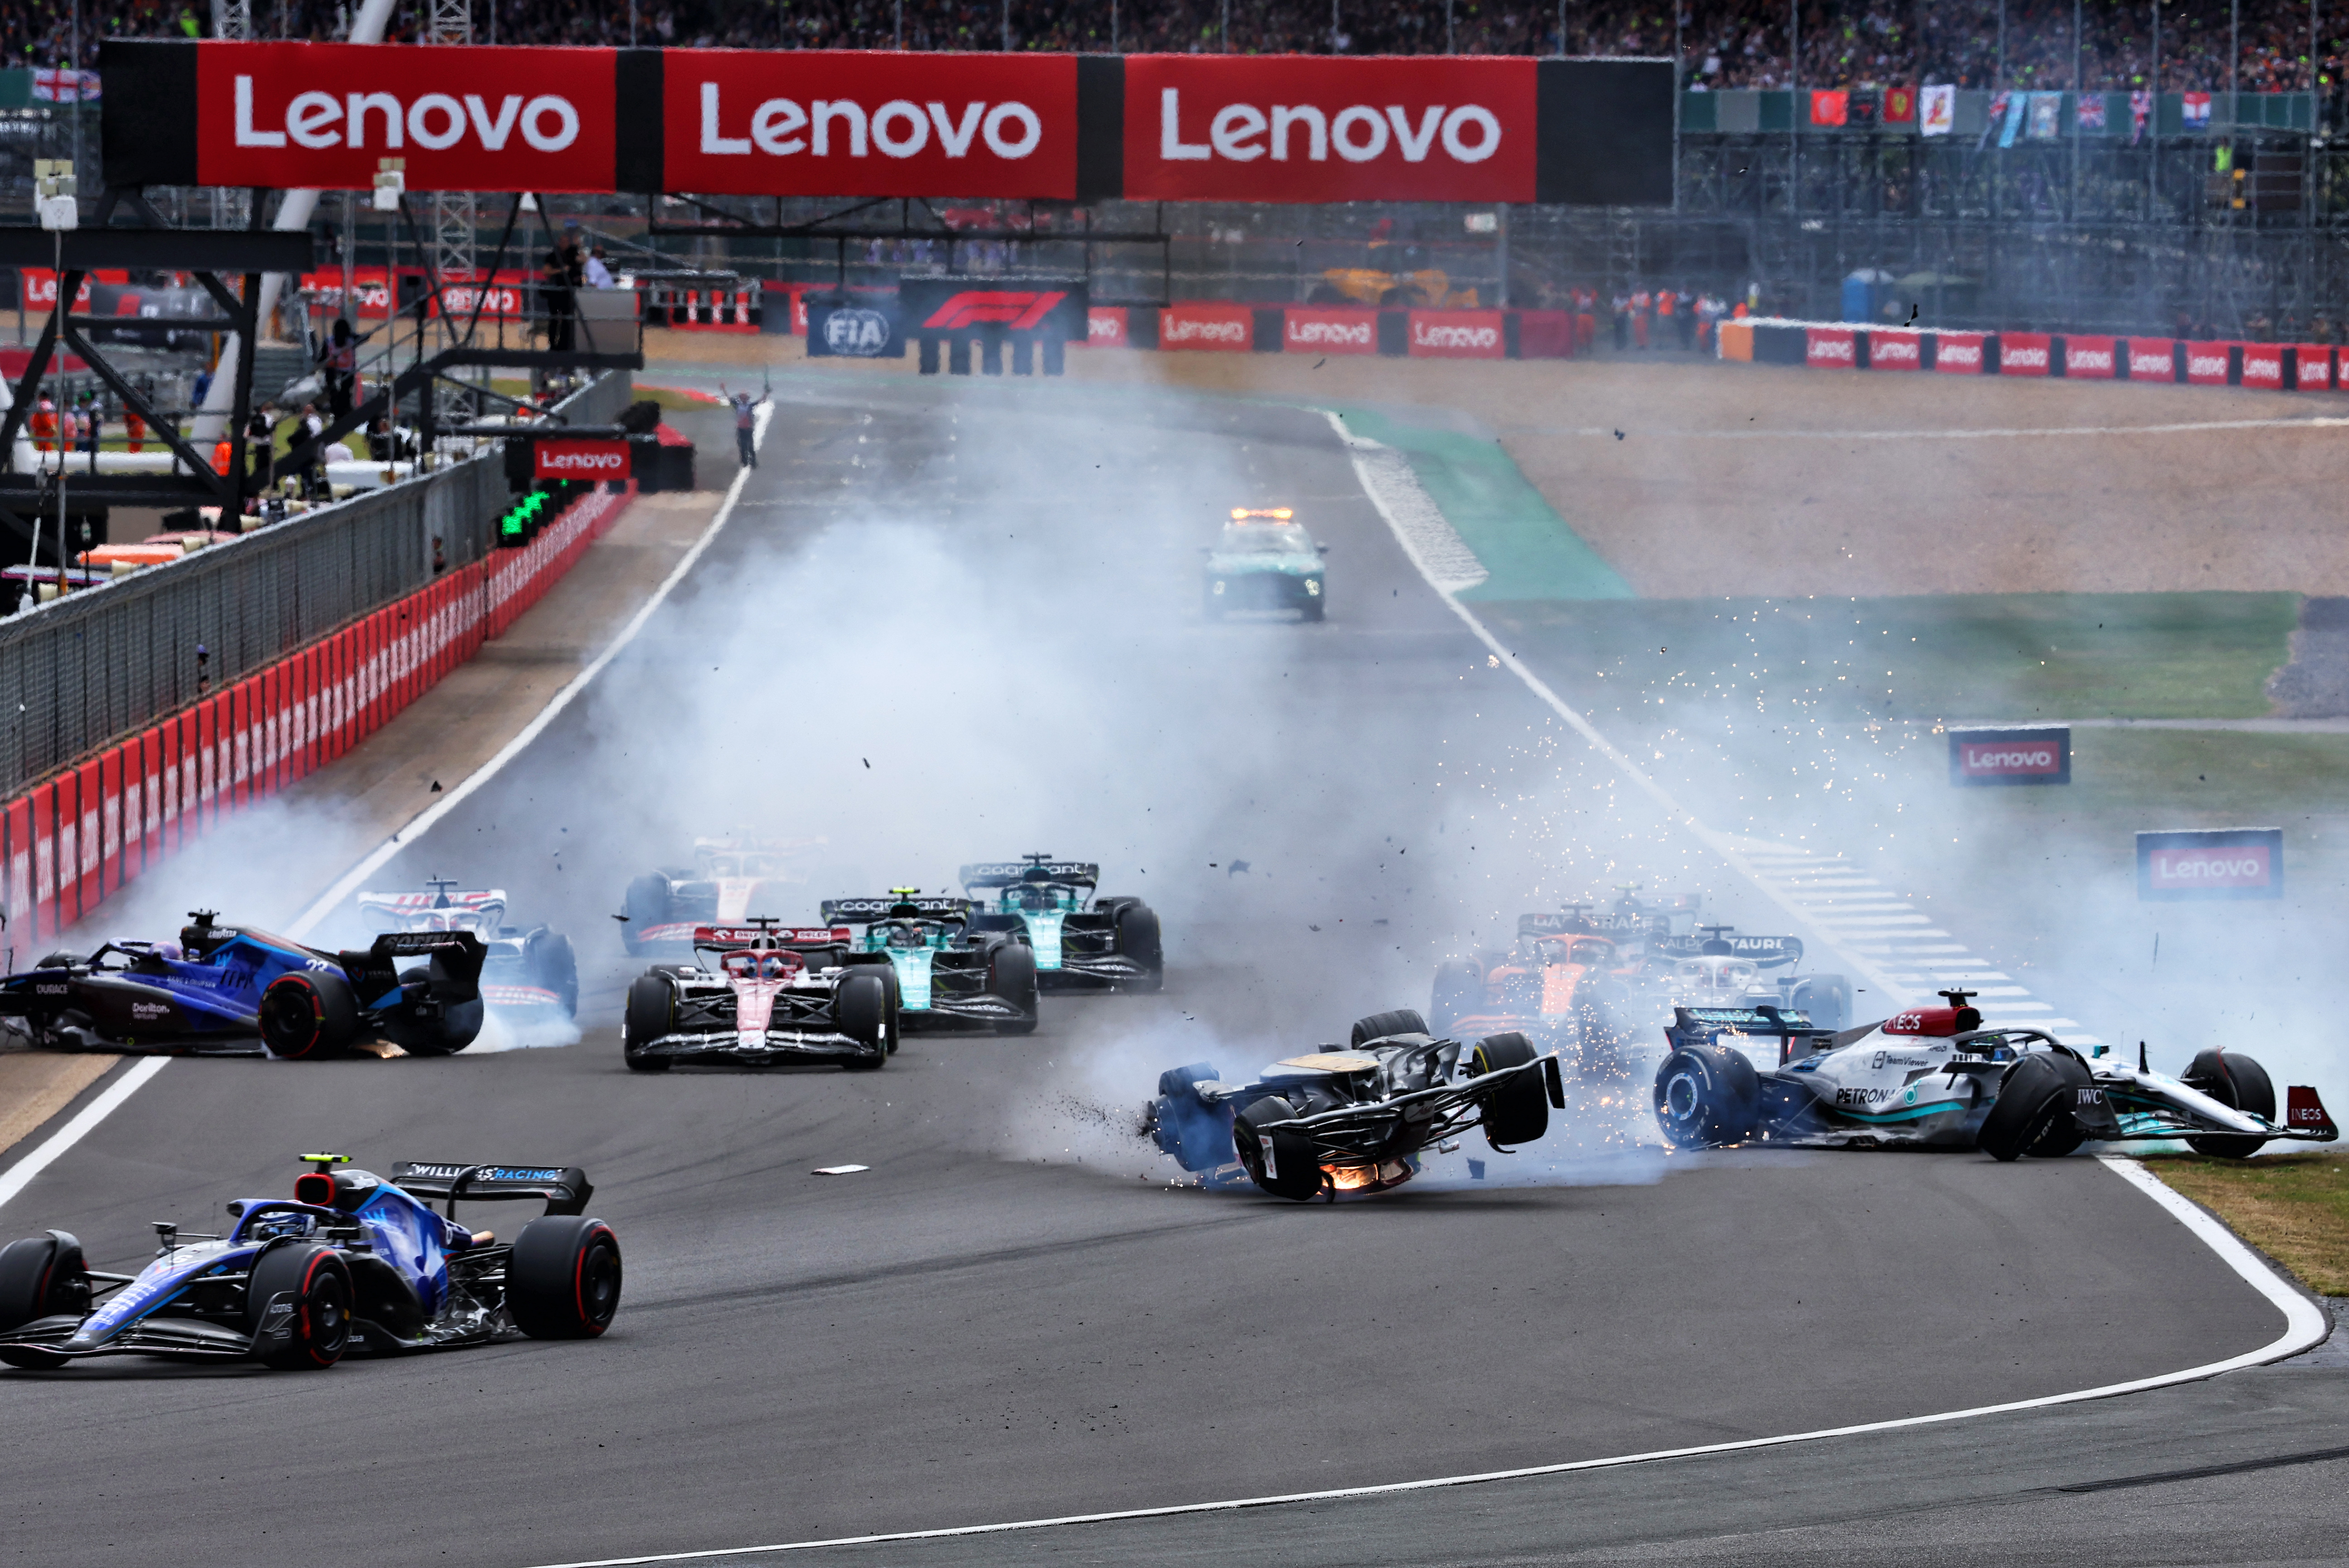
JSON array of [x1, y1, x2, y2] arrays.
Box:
[[534, 439, 630, 480], [1962, 745, 2058, 772], [1936, 340, 1982, 368], [2067, 347, 2113, 372], [234, 76, 580, 152], [2148, 847, 2272, 888], [696, 83, 1043, 161], [1288, 318, 1373, 347], [1416, 322, 1497, 350], [2002, 345, 2049, 370], [1950, 726, 2069, 786], [2189, 353, 2227, 377], [1807, 334, 1854, 365], [1158, 87, 1500, 166], [1870, 334, 1920, 367], [2130, 347, 2175, 376], [920, 290, 1066, 330], [1164, 315, 1248, 343], [2137, 829, 2284, 901]]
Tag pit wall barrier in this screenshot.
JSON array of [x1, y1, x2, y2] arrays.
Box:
[[0, 482, 633, 951], [1717, 318, 2342, 391]]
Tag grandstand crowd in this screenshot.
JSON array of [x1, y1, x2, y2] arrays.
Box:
[[12, 0, 2345, 94]]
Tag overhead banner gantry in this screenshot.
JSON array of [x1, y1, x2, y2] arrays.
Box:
[[102, 41, 1672, 207]]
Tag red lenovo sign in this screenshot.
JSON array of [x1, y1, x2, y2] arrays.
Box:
[[664, 50, 1076, 198], [1948, 727, 2069, 786], [534, 439, 631, 480], [1409, 309, 1504, 358], [1283, 308, 1377, 354], [2137, 830, 2283, 900], [1122, 55, 1537, 203], [193, 42, 613, 190]]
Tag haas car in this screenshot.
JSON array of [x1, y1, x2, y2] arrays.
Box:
[[358, 880, 578, 1020], [622, 920, 898, 1071], [960, 857, 1163, 992], [621, 835, 825, 955], [820, 891, 1039, 1034], [1654, 990, 2342, 1160], [0, 1154, 618, 1370], [1145, 1007, 1567, 1201], [0, 910, 487, 1059]]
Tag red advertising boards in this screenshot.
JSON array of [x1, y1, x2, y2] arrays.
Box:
[[1158, 302, 1252, 351], [1949, 727, 2069, 787], [1998, 332, 2051, 376], [2185, 340, 2232, 385], [1933, 332, 1984, 373], [2064, 335, 2116, 378], [535, 439, 632, 481], [2240, 343, 2284, 390], [1085, 307, 1129, 348], [192, 42, 617, 191], [2127, 339, 2178, 380], [1282, 307, 1379, 354], [1408, 309, 1504, 358], [665, 49, 1078, 199], [1123, 55, 1536, 203], [2137, 828, 2283, 901], [1866, 330, 1921, 370], [1804, 326, 1855, 368], [2293, 345, 2335, 390]]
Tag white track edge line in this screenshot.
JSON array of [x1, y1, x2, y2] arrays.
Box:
[[287, 400, 774, 940], [521, 1170, 2329, 1568], [0, 1057, 169, 1214], [510, 420, 2332, 1568]]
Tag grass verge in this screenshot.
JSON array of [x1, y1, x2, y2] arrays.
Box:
[[2139, 1153, 2349, 1297]]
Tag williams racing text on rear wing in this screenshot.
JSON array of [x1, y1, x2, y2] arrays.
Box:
[[391, 1162, 593, 1219]]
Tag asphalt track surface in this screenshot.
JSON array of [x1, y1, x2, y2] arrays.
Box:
[[0, 376, 2330, 1568]]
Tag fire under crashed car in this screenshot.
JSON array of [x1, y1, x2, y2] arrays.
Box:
[[621, 835, 825, 955], [959, 857, 1162, 992], [819, 891, 1039, 1034], [0, 910, 487, 1059], [1144, 1008, 1568, 1201], [1202, 507, 1327, 622], [1653, 991, 2342, 1160], [622, 920, 898, 1072], [0, 1154, 619, 1370], [357, 880, 578, 1020]]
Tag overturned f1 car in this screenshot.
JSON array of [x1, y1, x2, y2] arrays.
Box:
[[819, 891, 1039, 1034], [959, 857, 1162, 992], [1147, 1008, 1567, 1200], [0, 911, 487, 1058], [622, 921, 898, 1071], [0, 1154, 618, 1370], [358, 881, 578, 1020], [1654, 991, 2341, 1160]]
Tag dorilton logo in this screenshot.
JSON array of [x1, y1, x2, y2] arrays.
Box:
[[920, 290, 1066, 330]]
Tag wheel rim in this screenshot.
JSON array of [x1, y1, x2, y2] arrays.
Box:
[[579, 1240, 620, 1326], [1664, 1072, 1701, 1123], [308, 1269, 350, 1359], [261, 982, 319, 1052]]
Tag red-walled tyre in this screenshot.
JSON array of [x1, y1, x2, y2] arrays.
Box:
[[246, 1243, 352, 1369], [508, 1216, 621, 1340], [259, 970, 358, 1060]]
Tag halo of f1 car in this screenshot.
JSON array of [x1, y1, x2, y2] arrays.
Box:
[[0, 1154, 618, 1370], [1146, 1007, 1568, 1200], [1653, 990, 2341, 1160]]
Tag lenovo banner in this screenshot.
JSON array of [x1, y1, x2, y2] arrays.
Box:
[[665, 49, 1079, 198], [1867, 330, 1922, 370], [1408, 309, 1504, 358], [1949, 726, 2070, 786], [2064, 335, 2116, 379], [2137, 828, 2284, 901], [1283, 307, 1379, 354], [1159, 302, 1254, 351], [1933, 332, 1984, 374], [534, 439, 631, 480]]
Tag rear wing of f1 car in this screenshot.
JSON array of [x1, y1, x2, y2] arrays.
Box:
[[694, 925, 853, 950], [961, 861, 1100, 890], [1519, 909, 1659, 941], [821, 897, 972, 924], [1668, 1004, 1838, 1065], [1652, 931, 1805, 968], [391, 1161, 593, 1221], [338, 930, 488, 998]]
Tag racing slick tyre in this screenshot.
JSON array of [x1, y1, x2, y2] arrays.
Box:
[[1114, 902, 1165, 992], [258, 970, 359, 1060], [989, 943, 1039, 1036], [0, 1230, 89, 1369], [1471, 1032, 1549, 1148], [622, 875, 670, 954], [508, 1216, 622, 1339], [1349, 1009, 1429, 1047], [246, 1243, 353, 1370], [1429, 960, 1485, 1036], [836, 970, 892, 1070], [384, 963, 485, 1057], [2182, 1048, 2277, 1159], [526, 931, 580, 1018], [622, 975, 674, 1071], [1977, 1053, 2092, 1162], [1653, 1045, 1761, 1148], [1231, 1097, 1325, 1202]]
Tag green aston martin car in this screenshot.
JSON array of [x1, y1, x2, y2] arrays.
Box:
[[1203, 508, 1326, 622]]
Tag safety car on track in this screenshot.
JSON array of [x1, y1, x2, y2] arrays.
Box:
[[620, 835, 825, 955], [1145, 1007, 1567, 1200], [959, 857, 1162, 991], [358, 880, 578, 1020], [622, 919, 897, 1071], [1202, 507, 1327, 622], [1653, 989, 2341, 1159], [0, 1153, 619, 1370], [820, 891, 1038, 1033], [0, 910, 487, 1058]]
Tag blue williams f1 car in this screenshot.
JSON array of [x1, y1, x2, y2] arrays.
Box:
[[960, 857, 1163, 992], [0, 911, 488, 1059], [0, 1154, 619, 1370], [819, 890, 1039, 1034]]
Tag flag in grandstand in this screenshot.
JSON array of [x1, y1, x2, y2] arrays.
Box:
[[2130, 89, 2153, 143], [32, 68, 98, 103], [1882, 87, 1916, 124], [2027, 92, 2062, 140], [1811, 91, 1848, 127], [1920, 84, 1955, 138], [2076, 94, 2107, 132], [2183, 92, 2213, 129]]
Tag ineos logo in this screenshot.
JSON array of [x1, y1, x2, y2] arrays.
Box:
[[822, 308, 892, 355], [235, 77, 580, 152], [1158, 88, 1501, 165], [698, 84, 1042, 161]]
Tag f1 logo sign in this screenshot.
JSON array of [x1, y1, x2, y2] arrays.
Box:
[[921, 290, 1066, 330]]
